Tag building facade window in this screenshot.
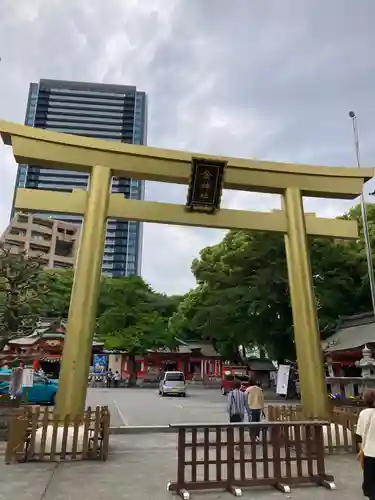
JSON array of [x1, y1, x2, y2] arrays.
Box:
[[12, 79, 147, 278]]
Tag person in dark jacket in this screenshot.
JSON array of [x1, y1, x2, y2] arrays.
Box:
[[227, 379, 246, 449]]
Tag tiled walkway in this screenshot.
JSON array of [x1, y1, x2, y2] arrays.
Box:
[[0, 434, 365, 500]]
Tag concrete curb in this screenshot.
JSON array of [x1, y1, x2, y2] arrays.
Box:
[[110, 425, 176, 435]]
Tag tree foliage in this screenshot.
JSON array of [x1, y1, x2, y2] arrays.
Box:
[[0, 243, 47, 346], [168, 203, 374, 363], [97, 276, 179, 347], [97, 276, 180, 384], [40, 268, 74, 318]]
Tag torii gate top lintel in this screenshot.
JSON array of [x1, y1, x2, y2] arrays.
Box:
[[0, 120, 373, 200]]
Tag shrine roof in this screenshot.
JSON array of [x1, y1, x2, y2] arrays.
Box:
[[8, 337, 39, 346], [40, 333, 65, 339], [177, 345, 219, 357], [322, 315, 375, 353], [175, 338, 220, 357], [105, 341, 220, 357], [247, 358, 277, 371], [7, 326, 103, 347]]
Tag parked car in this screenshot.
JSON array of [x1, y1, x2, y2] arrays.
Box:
[[0, 369, 58, 405], [221, 365, 250, 395], [159, 371, 186, 397]]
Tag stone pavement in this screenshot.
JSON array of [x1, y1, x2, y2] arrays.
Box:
[[86, 386, 290, 428], [0, 434, 365, 500]]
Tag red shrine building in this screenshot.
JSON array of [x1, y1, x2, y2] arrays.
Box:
[[0, 319, 103, 378], [106, 339, 222, 382], [1, 319, 275, 385], [0, 321, 222, 381], [322, 312, 375, 377]]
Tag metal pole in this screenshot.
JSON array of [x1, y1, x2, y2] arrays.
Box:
[[349, 111, 375, 315]]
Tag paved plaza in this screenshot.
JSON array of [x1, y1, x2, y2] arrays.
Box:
[[0, 433, 364, 500], [0, 388, 364, 499], [86, 386, 285, 428]]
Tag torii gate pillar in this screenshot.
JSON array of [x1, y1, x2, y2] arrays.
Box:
[[55, 166, 111, 417]]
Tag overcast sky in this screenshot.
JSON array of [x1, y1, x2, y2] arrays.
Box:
[[1, 0, 374, 295]]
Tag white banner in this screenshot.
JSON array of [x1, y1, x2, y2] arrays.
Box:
[[22, 368, 34, 388], [276, 365, 290, 395]]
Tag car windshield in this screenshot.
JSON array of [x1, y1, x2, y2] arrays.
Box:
[[165, 373, 184, 382]]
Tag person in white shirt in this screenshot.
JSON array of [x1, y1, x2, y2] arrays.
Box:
[[113, 370, 121, 388], [356, 389, 375, 499]]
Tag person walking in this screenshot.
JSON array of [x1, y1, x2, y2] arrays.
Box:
[[246, 379, 265, 442], [227, 379, 246, 449], [106, 368, 113, 388], [228, 379, 246, 423], [357, 389, 375, 500], [113, 370, 120, 388]]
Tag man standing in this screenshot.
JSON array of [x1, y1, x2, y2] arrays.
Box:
[[246, 379, 265, 442], [228, 379, 246, 422], [227, 379, 246, 448], [106, 368, 113, 388], [113, 370, 120, 388]]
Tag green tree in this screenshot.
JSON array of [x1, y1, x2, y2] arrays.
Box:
[[168, 286, 208, 342], [173, 231, 293, 362], [340, 202, 375, 311], [97, 276, 177, 385], [0, 243, 47, 347], [40, 268, 73, 318], [103, 312, 172, 385], [169, 204, 372, 363]]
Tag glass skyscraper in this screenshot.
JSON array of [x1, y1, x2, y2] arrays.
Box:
[[12, 79, 147, 277]]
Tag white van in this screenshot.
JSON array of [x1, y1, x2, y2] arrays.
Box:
[[159, 371, 186, 397]]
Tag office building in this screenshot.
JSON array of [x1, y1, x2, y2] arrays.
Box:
[[1, 212, 79, 269], [13, 79, 147, 277]]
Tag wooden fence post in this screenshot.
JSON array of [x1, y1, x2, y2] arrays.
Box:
[[177, 427, 186, 491], [226, 426, 236, 495]]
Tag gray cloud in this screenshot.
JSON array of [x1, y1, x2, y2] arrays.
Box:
[[0, 0, 374, 295]]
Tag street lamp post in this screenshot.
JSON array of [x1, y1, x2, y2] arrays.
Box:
[[349, 111, 375, 316]]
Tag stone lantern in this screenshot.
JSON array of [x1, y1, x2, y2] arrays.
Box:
[[356, 345, 375, 380]]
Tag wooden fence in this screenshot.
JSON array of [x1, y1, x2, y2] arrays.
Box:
[[268, 405, 359, 454], [5, 405, 110, 464], [167, 421, 335, 499], [0, 396, 23, 441]]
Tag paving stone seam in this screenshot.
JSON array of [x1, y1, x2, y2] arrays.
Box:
[[40, 462, 59, 500]]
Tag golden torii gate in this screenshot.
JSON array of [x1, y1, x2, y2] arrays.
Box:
[[1, 120, 373, 420]]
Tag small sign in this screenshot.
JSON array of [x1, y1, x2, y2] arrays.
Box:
[[44, 339, 61, 347], [22, 368, 34, 388], [233, 370, 246, 376], [186, 157, 226, 213], [276, 365, 290, 395], [93, 354, 107, 374]]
